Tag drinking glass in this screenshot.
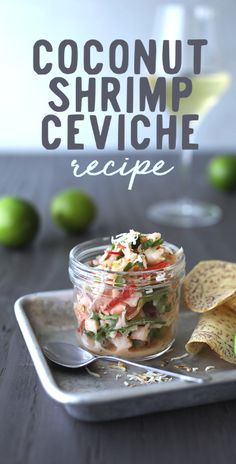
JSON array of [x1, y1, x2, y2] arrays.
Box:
[[147, 2, 231, 227]]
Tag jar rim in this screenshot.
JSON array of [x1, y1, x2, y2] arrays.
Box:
[[69, 236, 185, 278]]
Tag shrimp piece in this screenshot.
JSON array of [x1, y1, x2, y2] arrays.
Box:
[[130, 324, 150, 341], [112, 335, 132, 351]]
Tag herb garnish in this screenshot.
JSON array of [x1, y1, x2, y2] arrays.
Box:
[[143, 238, 164, 250], [115, 275, 125, 287], [123, 262, 133, 272]]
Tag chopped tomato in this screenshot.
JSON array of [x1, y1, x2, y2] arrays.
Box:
[[103, 285, 135, 312], [147, 261, 169, 271], [107, 250, 123, 256], [77, 320, 85, 333]]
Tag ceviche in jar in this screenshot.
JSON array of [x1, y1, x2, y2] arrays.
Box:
[[69, 230, 185, 360]]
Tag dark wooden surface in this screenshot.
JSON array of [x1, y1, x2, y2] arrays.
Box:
[[0, 153, 236, 464]]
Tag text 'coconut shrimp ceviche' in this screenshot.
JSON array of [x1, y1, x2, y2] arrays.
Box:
[[69, 231, 185, 359]]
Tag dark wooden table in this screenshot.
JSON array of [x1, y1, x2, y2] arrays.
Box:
[[1, 154, 236, 464]]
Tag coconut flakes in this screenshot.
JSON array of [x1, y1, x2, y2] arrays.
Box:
[[85, 367, 101, 378], [174, 364, 193, 373], [127, 370, 172, 385], [170, 353, 189, 362], [205, 365, 215, 371], [109, 361, 127, 371]]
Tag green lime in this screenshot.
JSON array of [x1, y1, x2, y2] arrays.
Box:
[[208, 155, 236, 191], [0, 196, 40, 248], [50, 189, 96, 233]]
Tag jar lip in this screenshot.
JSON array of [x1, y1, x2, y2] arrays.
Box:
[[69, 236, 185, 277]]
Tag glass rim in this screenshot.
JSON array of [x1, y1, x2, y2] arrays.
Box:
[[69, 236, 185, 278]]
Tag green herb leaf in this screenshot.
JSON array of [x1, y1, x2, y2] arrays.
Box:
[[136, 261, 144, 268], [91, 311, 119, 322], [123, 262, 133, 272], [85, 315, 166, 341], [117, 318, 165, 335], [132, 340, 144, 348], [151, 238, 164, 247], [99, 313, 119, 321], [149, 327, 165, 340], [143, 238, 164, 250], [90, 311, 100, 320], [95, 329, 107, 341], [115, 275, 125, 287], [143, 239, 154, 250], [84, 330, 96, 339], [138, 290, 171, 313]]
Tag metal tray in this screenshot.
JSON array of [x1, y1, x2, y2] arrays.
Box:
[[14, 289, 236, 422]]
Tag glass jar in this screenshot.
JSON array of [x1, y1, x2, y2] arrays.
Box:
[[69, 237, 185, 360]]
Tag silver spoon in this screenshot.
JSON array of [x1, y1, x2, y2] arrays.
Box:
[[42, 342, 211, 384]]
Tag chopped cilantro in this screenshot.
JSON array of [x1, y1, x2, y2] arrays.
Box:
[[136, 261, 144, 268], [84, 330, 96, 339], [132, 340, 144, 348], [123, 262, 133, 272], [138, 290, 171, 313], [143, 239, 154, 250], [117, 318, 165, 335], [151, 238, 164, 247], [90, 311, 100, 320], [143, 238, 164, 250], [99, 313, 119, 321], [149, 327, 165, 340], [115, 275, 125, 287], [123, 260, 144, 272]]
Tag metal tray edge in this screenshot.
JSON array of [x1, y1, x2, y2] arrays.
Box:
[[14, 290, 236, 421]]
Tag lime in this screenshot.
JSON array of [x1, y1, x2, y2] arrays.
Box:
[[208, 155, 236, 191], [50, 189, 96, 233], [0, 196, 40, 248]]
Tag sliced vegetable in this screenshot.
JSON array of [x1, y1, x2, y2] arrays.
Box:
[[107, 250, 123, 256], [149, 327, 165, 340], [91, 312, 119, 321], [124, 261, 144, 272], [147, 262, 169, 271], [152, 238, 164, 247], [138, 290, 171, 314], [117, 318, 165, 334], [115, 275, 125, 287], [123, 262, 134, 272], [143, 238, 164, 250], [103, 285, 135, 312], [143, 239, 155, 250]]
